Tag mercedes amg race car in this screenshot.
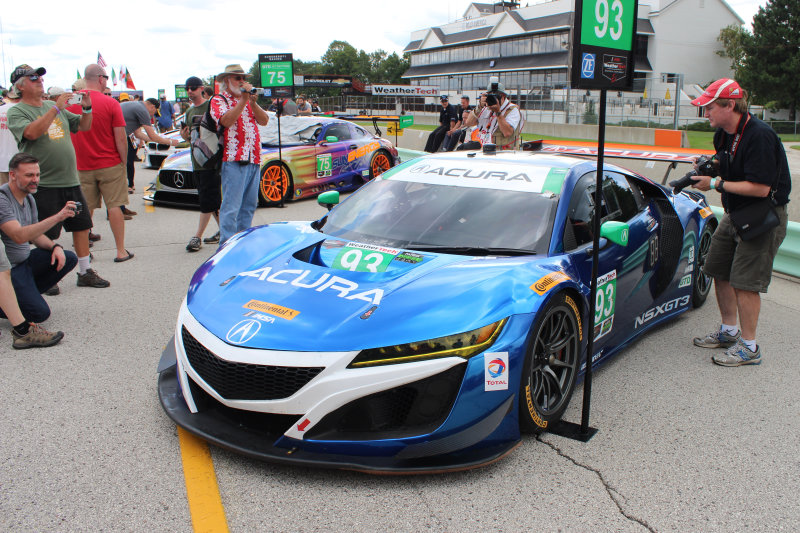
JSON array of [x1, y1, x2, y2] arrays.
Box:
[[158, 146, 717, 473], [146, 114, 398, 207]]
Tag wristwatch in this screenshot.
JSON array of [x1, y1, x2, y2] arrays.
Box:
[[82, 106, 93, 113], [716, 179, 725, 192]]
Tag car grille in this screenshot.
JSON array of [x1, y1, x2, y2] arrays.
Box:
[[148, 154, 168, 168], [159, 169, 196, 189], [305, 363, 466, 441], [148, 142, 171, 151], [181, 326, 324, 401]]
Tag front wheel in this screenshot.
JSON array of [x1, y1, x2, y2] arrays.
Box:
[[519, 292, 581, 434], [259, 162, 293, 207], [368, 150, 392, 180], [692, 223, 715, 308]]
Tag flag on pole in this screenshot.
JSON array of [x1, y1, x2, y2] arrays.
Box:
[[76, 69, 81, 80], [97, 52, 107, 68], [125, 68, 136, 90], [119, 66, 126, 85], [111, 67, 117, 86]]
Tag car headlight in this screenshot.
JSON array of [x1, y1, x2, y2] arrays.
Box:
[[348, 318, 507, 368]]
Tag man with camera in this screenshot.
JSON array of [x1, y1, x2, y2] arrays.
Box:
[[68, 63, 132, 263], [689, 78, 791, 366], [6, 64, 109, 289], [467, 77, 523, 151], [0, 153, 78, 326], [210, 64, 269, 245]]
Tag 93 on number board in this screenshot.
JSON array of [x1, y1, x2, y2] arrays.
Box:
[[570, 0, 638, 91]]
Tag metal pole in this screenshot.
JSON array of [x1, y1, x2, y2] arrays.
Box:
[[581, 88, 607, 436], [673, 73, 683, 130]]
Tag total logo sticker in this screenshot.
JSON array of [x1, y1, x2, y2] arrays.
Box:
[[484, 352, 509, 391]]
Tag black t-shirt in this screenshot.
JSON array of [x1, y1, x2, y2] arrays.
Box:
[[438, 104, 457, 127], [453, 105, 473, 126], [713, 113, 791, 211]]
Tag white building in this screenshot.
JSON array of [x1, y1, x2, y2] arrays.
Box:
[[402, 0, 744, 99]]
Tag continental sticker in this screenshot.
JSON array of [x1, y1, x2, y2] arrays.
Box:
[[531, 272, 571, 295], [484, 352, 509, 391], [565, 295, 583, 341], [699, 207, 713, 219], [243, 300, 300, 320]]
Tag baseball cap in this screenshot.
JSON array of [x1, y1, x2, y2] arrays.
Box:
[[11, 64, 46, 85], [47, 86, 65, 97], [440, 95, 449, 101], [146, 97, 161, 116], [185, 76, 203, 88], [119, 92, 130, 102], [691, 78, 744, 107]]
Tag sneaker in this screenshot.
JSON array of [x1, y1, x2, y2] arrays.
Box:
[[89, 232, 102, 242], [203, 231, 220, 244], [77, 268, 110, 288], [122, 207, 138, 216], [186, 237, 202, 252], [12, 323, 64, 349], [44, 284, 60, 296], [693, 328, 740, 349], [712, 340, 762, 366]]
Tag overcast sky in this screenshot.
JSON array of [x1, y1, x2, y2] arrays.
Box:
[[0, 0, 768, 99]]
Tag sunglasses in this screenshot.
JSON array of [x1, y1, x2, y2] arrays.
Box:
[[97, 74, 109, 80], [231, 75, 245, 81], [187, 85, 201, 91], [26, 75, 41, 81]]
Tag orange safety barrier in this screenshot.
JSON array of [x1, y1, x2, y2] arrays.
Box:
[[654, 129, 683, 148]]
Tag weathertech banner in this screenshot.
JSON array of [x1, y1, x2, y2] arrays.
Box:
[[371, 85, 440, 96]]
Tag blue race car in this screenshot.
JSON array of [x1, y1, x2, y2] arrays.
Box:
[[157, 147, 717, 473]]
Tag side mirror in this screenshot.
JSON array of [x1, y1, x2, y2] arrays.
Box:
[[322, 135, 339, 144], [600, 221, 629, 247], [317, 191, 340, 211]]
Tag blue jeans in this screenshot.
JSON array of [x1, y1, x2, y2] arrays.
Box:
[[5, 248, 77, 323], [219, 161, 260, 245]]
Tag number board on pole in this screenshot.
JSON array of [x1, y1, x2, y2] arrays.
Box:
[[174, 85, 188, 102], [258, 53, 294, 98], [571, 0, 638, 91]]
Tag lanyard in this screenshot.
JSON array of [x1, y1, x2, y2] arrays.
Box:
[[729, 112, 750, 159]]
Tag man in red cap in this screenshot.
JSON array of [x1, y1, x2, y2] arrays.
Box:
[[689, 78, 791, 367]]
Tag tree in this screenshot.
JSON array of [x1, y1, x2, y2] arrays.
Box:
[[716, 24, 751, 79], [740, 0, 800, 120]]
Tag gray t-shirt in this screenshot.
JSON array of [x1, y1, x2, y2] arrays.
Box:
[[121, 101, 152, 136], [0, 183, 38, 266]]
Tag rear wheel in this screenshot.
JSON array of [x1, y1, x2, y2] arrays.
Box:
[[692, 224, 715, 308], [368, 150, 392, 180], [259, 162, 293, 207], [519, 292, 581, 434]]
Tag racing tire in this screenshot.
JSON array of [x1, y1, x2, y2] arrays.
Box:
[[692, 223, 715, 308], [259, 162, 293, 207], [519, 292, 581, 434], [368, 150, 392, 181]]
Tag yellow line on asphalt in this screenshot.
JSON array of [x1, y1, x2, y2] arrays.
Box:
[[177, 427, 230, 533]]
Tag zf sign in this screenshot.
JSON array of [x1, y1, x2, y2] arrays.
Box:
[[571, 0, 637, 91]]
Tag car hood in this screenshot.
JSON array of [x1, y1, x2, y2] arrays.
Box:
[[186, 222, 571, 351], [161, 149, 192, 170]]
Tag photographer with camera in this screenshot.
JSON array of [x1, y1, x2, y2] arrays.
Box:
[[689, 78, 791, 367], [210, 64, 269, 245], [464, 77, 523, 151], [0, 153, 79, 327]]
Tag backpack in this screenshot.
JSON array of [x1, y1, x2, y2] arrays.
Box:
[[191, 95, 228, 169]]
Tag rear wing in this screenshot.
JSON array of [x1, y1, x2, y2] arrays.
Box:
[[324, 114, 413, 144], [525, 139, 715, 184]]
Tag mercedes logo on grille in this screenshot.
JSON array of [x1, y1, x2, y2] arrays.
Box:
[[226, 319, 261, 345], [174, 172, 185, 188]]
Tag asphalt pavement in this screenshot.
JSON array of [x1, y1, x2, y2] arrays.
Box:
[[1, 162, 799, 532]]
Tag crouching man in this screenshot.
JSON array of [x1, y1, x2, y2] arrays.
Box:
[[0, 153, 78, 323]]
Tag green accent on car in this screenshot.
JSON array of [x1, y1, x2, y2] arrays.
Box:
[[542, 168, 568, 194], [601, 221, 629, 246]]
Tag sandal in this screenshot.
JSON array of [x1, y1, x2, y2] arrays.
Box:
[[114, 250, 134, 263]]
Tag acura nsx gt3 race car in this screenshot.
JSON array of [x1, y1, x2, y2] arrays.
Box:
[[158, 146, 717, 473], [146, 114, 398, 207]]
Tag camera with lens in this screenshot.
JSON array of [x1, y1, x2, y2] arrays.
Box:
[[669, 155, 717, 193], [70, 201, 83, 215], [485, 76, 500, 106], [248, 87, 265, 96]]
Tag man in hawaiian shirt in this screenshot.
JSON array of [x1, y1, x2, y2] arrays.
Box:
[[209, 64, 269, 245]]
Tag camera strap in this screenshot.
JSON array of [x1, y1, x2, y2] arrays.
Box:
[[729, 112, 750, 159]]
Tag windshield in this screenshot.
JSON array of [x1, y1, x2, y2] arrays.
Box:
[[320, 179, 558, 254]]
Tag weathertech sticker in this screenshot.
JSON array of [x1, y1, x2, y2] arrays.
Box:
[[699, 207, 713, 218], [243, 300, 300, 320], [484, 352, 509, 391], [531, 272, 571, 295]]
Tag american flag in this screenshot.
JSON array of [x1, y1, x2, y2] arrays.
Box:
[[97, 52, 107, 68]]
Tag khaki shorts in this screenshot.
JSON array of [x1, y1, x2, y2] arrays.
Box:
[[79, 163, 128, 210], [703, 205, 788, 293]]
